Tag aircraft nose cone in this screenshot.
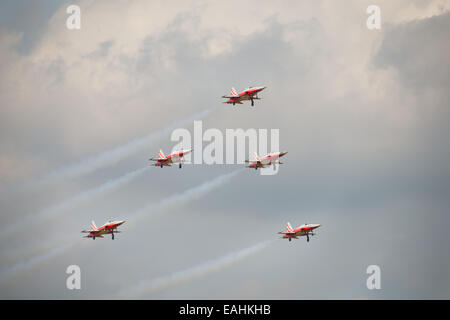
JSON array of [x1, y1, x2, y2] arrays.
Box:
[[280, 151, 288, 157]]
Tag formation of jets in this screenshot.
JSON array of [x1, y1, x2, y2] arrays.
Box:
[[82, 86, 322, 242]]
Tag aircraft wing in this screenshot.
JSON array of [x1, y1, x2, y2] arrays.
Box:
[[149, 158, 172, 166], [278, 232, 298, 239], [151, 162, 172, 167], [245, 161, 265, 168], [81, 230, 103, 235], [223, 101, 243, 104], [102, 230, 122, 234], [83, 234, 104, 238]]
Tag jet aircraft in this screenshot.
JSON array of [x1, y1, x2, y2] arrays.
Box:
[[278, 222, 321, 242], [82, 220, 125, 240], [245, 151, 287, 170], [149, 149, 192, 168], [222, 86, 266, 106]]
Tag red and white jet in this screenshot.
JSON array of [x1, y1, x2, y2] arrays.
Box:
[[278, 222, 321, 242], [149, 149, 192, 169], [82, 220, 125, 240], [245, 151, 288, 170], [222, 86, 266, 106]]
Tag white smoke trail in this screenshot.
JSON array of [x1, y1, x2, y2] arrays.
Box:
[[119, 240, 274, 298], [21, 108, 213, 191], [0, 239, 81, 281], [1, 169, 241, 281], [127, 168, 243, 225], [1, 166, 149, 237]]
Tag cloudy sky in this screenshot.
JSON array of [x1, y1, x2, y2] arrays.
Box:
[[1, 0, 449, 299]]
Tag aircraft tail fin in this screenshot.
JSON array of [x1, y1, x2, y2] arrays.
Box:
[[91, 221, 98, 231], [286, 222, 294, 233], [254, 152, 260, 161], [158, 149, 165, 159], [230, 87, 238, 97]]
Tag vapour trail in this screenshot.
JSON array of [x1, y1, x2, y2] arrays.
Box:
[[1, 166, 149, 237], [127, 168, 244, 226], [1, 169, 241, 281], [0, 238, 82, 281], [21, 108, 213, 191], [118, 240, 274, 298]]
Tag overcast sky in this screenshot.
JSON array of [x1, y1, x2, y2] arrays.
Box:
[[1, 0, 449, 299]]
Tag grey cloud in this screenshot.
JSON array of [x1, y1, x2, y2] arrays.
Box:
[[374, 11, 450, 91], [83, 40, 115, 60]]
